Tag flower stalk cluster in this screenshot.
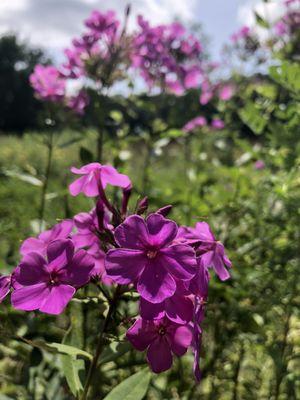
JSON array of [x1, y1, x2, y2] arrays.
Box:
[[0, 162, 232, 381]]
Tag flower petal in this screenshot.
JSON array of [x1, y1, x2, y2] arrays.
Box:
[[16, 253, 49, 285], [63, 249, 94, 287], [160, 245, 196, 281], [213, 254, 231, 281], [140, 298, 165, 320], [105, 248, 146, 284], [47, 239, 74, 266], [69, 176, 87, 196], [114, 215, 149, 249], [165, 295, 193, 324], [20, 238, 45, 256], [137, 260, 176, 303], [126, 318, 157, 351], [39, 284, 75, 314], [11, 283, 50, 311], [171, 325, 193, 356], [147, 337, 173, 373], [0, 276, 11, 302], [146, 213, 178, 247], [101, 165, 131, 188]]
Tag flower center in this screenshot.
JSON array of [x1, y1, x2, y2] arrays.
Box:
[[158, 326, 166, 336], [146, 250, 158, 259], [49, 273, 59, 286]]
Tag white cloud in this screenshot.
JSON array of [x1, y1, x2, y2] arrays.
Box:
[[0, 0, 198, 59]]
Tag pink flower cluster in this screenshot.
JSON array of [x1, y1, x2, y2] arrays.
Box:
[[182, 116, 225, 133], [131, 16, 203, 94], [0, 162, 232, 379]]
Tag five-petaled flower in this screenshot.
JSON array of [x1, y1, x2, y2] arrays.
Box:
[[69, 163, 131, 197], [105, 213, 196, 303], [126, 317, 193, 373], [12, 239, 94, 315]]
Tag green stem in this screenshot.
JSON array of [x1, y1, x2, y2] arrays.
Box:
[[39, 130, 54, 231], [81, 286, 121, 400]]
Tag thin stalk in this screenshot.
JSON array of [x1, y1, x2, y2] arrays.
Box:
[[183, 135, 192, 225], [39, 130, 54, 231], [232, 343, 245, 400], [81, 286, 121, 400], [96, 127, 104, 163], [142, 138, 152, 194]]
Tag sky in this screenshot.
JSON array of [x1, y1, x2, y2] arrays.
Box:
[[0, 0, 285, 62]]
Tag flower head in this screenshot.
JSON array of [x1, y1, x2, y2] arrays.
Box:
[[105, 213, 196, 303], [12, 239, 94, 314], [30, 65, 66, 102], [126, 317, 192, 373], [69, 163, 131, 197]]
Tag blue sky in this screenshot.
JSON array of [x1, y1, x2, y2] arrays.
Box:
[[0, 0, 284, 61]]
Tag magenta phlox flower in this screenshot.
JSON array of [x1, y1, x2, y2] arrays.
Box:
[[30, 65, 66, 102], [126, 317, 192, 373], [188, 257, 210, 297], [69, 163, 131, 197], [12, 239, 94, 315], [218, 84, 234, 101], [67, 90, 89, 115], [183, 116, 207, 132], [20, 220, 73, 257], [105, 213, 196, 303], [192, 297, 206, 381], [211, 118, 225, 130]]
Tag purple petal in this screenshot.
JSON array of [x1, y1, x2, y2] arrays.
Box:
[[101, 165, 131, 188], [160, 245, 196, 281], [39, 284, 75, 314], [126, 318, 157, 351], [213, 255, 231, 281], [147, 337, 173, 373], [137, 261, 176, 303], [47, 239, 74, 265], [189, 258, 210, 297], [20, 238, 45, 256], [16, 253, 49, 285], [69, 176, 87, 196], [114, 215, 149, 250], [11, 283, 50, 311], [165, 295, 193, 324], [82, 173, 99, 197], [171, 325, 193, 356], [63, 250, 94, 287], [194, 222, 215, 241], [140, 298, 165, 320], [105, 248, 146, 284], [146, 213, 178, 247]]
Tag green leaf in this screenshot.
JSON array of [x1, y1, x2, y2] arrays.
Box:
[[2, 169, 43, 186], [103, 368, 151, 400], [80, 146, 94, 164], [238, 102, 267, 135], [60, 354, 85, 397], [254, 12, 269, 29], [19, 337, 92, 360], [99, 341, 131, 364], [58, 136, 83, 148], [269, 62, 300, 94]]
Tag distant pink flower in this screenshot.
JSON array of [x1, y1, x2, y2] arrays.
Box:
[[211, 119, 225, 130], [126, 317, 192, 373], [218, 84, 234, 101], [20, 220, 73, 257], [274, 20, 288, 35], [254, 160, 265, 170], [183, 116, 207, 132], [69, 163, 131, 197], [30, 65, 66, 102], [67, 90, 89, 115], [199, 90, 213, 105], [105, 213, 196, 303], [12, 239, 94, 315], [230, 26, 251, 43], [0, 275, 11, 302]]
